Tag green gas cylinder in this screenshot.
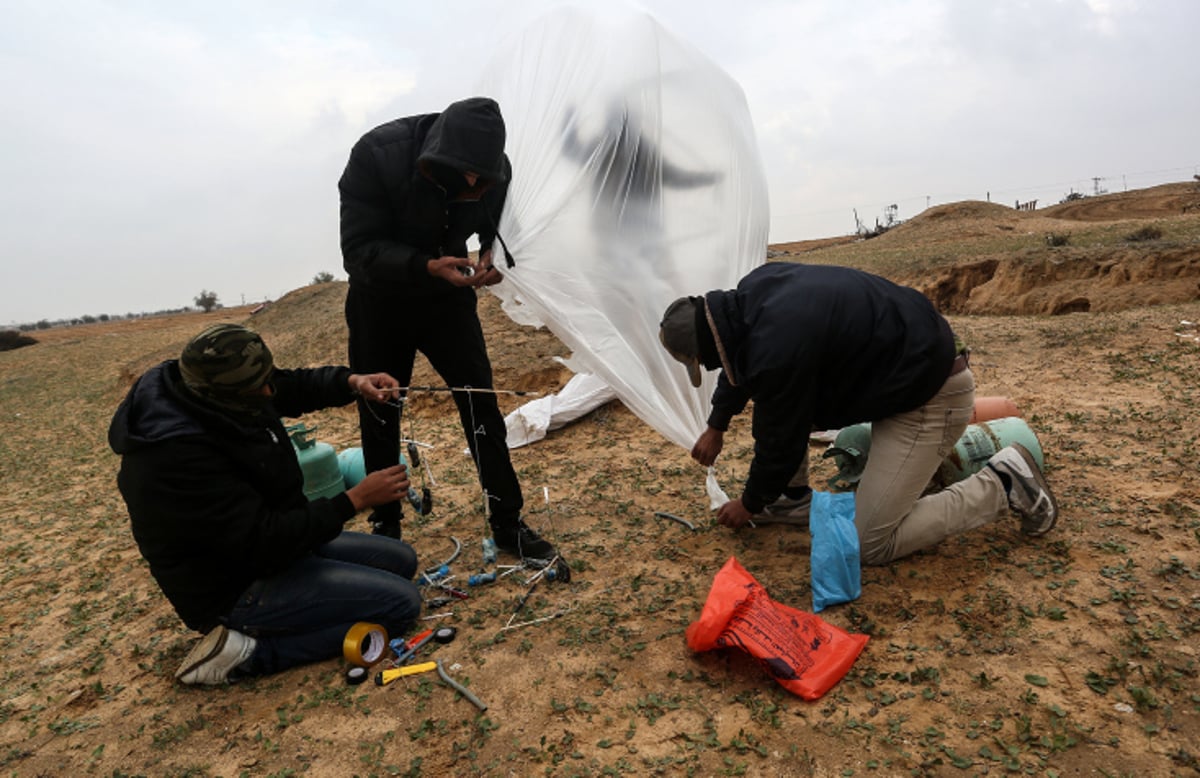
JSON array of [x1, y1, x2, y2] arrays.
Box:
[[934, 417, 1044, 488], [338, 446, 408, 488], [822, 416, 1045, 491], [337, 446, 425, 513], [287, 423, 345, 501]]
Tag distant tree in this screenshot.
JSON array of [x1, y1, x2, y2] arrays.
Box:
[[81, 314, 97, 324], [99, 313, 110, 322], [194, 290, 220, 312], [312, 271, 335, 284], [36, 319, 51, 330]]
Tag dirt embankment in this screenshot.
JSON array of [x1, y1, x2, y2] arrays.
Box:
[[778, 181, 1200, 316], [920, 245, 1200, 315]]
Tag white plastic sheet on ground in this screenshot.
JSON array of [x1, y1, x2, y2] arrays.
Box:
[[479, 5, 768, 507], [505, 369, 617, 448]]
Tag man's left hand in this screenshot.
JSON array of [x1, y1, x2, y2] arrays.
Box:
[[716, 498, 754, 529], [473, 249, 503, 287], [472, 263, 503, 287], [349, 372, 400, 403]]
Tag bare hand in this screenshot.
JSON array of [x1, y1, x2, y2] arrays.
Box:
[[427, 255, 500, 288], [346, 464, 410, 511], [473, 264, 503, 286], [348, 372, 400, 403], [474, 249, 504, 286], [691, 427, 725, 466], [716, 498, 753, 529]]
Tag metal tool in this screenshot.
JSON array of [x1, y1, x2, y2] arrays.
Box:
[[390, 628, 433, 663], [393, 625, 457, 665]]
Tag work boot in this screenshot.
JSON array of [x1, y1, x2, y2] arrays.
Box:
[[369, 511, 402, 540], [175, 625, 256, 685], [986, 443, 1058, 536], [754, 489, 813, 527], [490, 516, 557, 563]]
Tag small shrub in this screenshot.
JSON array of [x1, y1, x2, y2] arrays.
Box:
[[0, 330, 37, 352], [1124, 225, 1163, 242], [1045, 232, 1071, 247]]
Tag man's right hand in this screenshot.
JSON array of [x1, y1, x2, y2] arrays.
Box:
[[691, 427, 725, 466], [346, 464, 410, 511]]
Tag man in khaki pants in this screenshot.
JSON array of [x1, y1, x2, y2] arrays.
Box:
[[659, 262, 1057, 565]]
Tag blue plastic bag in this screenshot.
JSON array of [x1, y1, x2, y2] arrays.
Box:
[[809, 491, 861, 613]]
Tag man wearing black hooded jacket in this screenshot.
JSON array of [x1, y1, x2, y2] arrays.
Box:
[[339, 96, 556, 561], [659, 262, 1058, 565], [109, 323, 422, 685]]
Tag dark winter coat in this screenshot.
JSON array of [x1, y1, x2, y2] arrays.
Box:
[[702, 262, 957, 512], [108, 361, 358, 632], [338, 97, 512, 299]]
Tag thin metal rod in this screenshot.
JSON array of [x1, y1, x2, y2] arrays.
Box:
[[388, 385, 542, 397], [499, 609, 569, 632]]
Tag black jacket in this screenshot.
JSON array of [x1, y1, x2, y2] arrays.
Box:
[[108, 361, 358, 632], [703, 262, 956, 512], [338, 97, 512, 299]]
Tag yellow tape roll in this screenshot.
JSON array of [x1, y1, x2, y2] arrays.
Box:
[[343, 622, 388, 667]]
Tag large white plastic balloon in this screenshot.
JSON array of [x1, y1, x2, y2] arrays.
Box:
[[479, 6, 768, 503]]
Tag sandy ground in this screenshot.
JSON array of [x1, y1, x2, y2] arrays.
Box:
[[1, 183, 1198, 776]]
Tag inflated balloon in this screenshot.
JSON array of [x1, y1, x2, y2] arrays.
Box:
[[479, 6, 769, 504]]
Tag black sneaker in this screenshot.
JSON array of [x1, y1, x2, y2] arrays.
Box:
[[369, 512, 402, 540], [754, 491, 813, 527], [986, 443, 1058, 536], [490, 517, 556, 562]]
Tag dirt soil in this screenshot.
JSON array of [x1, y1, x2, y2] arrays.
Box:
[[2, 183, 1199, 777]]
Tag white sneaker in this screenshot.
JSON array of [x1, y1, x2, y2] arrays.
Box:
[[175, 626, 257, 685], [987, 443, 1058, 536], [753, 492, 813, 526]]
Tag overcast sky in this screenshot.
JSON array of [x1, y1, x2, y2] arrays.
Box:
[[2, 0, 1197, 325]]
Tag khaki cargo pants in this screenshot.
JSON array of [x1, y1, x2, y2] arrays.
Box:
[[853, 368, 1012, 564]]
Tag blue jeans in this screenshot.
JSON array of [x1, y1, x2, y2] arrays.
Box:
[[224, 531, 422, 676]]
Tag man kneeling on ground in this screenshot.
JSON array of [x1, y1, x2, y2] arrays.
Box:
[[109, 323, 422, 685], [659, 262, 1058, 565]]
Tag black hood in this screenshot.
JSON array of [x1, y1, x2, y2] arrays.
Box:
[[417, 97, 509, 184]]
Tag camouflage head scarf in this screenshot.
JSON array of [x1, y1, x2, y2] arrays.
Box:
[[179, 323, 275, 412]]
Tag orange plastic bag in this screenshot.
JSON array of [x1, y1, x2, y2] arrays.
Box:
[[686, 557, 869, 700]]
